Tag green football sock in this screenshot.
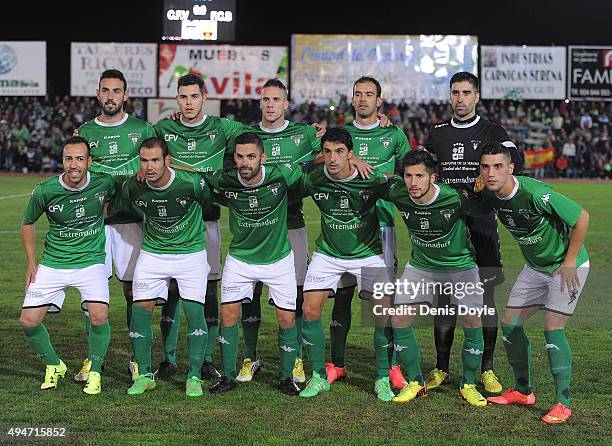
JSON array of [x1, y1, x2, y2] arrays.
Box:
[[330, 286, 353, 367], [131, 305, 153, 374], [392, 327, 424, 385], [501, 323, 532, 394], [461, 327, 484, 386], [219, 324, 240, 380], [183, 300, 208, 379], [125, 293, 135, 361], [544, 329, 572, 407], [160, 289, 181, 364], [204, 285, 219, 363], [374, 325, 392, 378], [241, 285, 262, 359], [302, 319, 326, 377], [88, 322, 110, 373], [279, 325, 298, 380], [23, 324, 60, 366]]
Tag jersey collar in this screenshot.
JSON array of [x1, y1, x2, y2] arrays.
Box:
[[259, 120, 289, 133], [450, 115, 480, 129], [180, 115, 207, 127], [94, 113, 129, 127], [495, 175, 519, 200], [323, 165, 359, 182], [59, 171, 91, 191], [410, 183, 440, 206], [238, 165, 266, 188], [147, 167, 175, 191], [352, 119, 380, 130]]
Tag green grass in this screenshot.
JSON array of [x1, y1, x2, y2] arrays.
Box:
[[0, 175, 610, 445]]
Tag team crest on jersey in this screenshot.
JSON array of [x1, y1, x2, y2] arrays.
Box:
[[380, 137, 392, 148], [440, 209, 454, 221], [128, 133, 141, 146], [208, 130, 218, 142], [293, 134, 303, 146], [176, 196, 191, 208], [187, 138, 197, 151], [359, 143, 368, 157], [470, 140, 481, 151]]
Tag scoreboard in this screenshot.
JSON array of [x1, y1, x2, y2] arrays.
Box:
[[162, 0, 236, 42]]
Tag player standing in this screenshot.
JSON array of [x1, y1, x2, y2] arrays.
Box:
[[204, 132, 303, 396], [121, 137, 212, 397], [382, 150, 490, 406], [19, 137, 115, 395], [298, 127, 394, 401], [479, 143, 589, 424], [423, 72, 523, 394], [77, 69, 155, 382], [153, 74, 248, 380], [327, 76, 411, 388]]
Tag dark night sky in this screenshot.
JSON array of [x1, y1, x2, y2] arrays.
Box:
[[1, 0, 611, 95]]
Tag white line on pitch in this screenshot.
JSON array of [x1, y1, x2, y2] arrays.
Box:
[[0, 193, 30, 200]]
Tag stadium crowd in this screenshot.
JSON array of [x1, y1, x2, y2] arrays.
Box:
[[1, 95, 610, 179]]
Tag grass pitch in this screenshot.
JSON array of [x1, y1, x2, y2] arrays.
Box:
[[0, 175, 610, 445]]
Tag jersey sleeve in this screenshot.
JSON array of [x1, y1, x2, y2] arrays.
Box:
[[202, 170, 222, 191], [378, 175, 402, 201], [220, 118, 250, 140], [394, 127, 412, 162], [22, 184, 46, 224], [458, 190, 492, 216], [423, 126, 438, 158], [306, 125, 321, 153], [143, 122, 156, 139], [105, 175, 117, 202], [532, 187, 583, 228], [279, 163, 304, 189], [371, 170, 391, 198]]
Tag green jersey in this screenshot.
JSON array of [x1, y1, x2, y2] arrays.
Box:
[[382, 177, 487, 272], [342, 120, 411, 227], [121, 169, 211, 255], [79, 113, 155, 225], [154, 115, 248, 221], [22, 171, 116, 269], [482, 176, 589, 274], [204, 163, 302, 265], [300, 165, 388, 260], [236, 120, 321, 230]]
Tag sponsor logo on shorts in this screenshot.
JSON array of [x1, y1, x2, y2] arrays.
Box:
[[222, 285, 240, 294], [133, 281, 150, 291]]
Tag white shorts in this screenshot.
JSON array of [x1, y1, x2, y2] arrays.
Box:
[[221, 253, 297, 311], [304, 252, 391, 298], [394, 264, 484, 309], [133, 250, 209, 305], [22, 264, 110, 313], [104, 222, 143, 281], [205, 220, 222, 281], [288, 227, 309, 286], [507, 261, 589, 316], [337, 227, 396, 289]]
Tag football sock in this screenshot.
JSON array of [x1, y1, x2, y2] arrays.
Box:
[[302, 319, 326, 377], [501, 323, 532, 394], [241, 282, 262, 359], [481, 285, 499, 372], [295, 286, 304, 358], [330, 286, 354, 367], [278, 325, 298, 380], [89, 321, 110, 373], [461, 327, 484, 386], [183, 300, 208, 379], [204, 282, 219, 363], [23, 324, 60, 366], [392, 327, 424, 385], [219, 324, 240, 380], [374, 325, 392, 378], [434, 293, 456, 372], [160, 288, 181, 364], [131, 305, 153, 374], [544, 329, 572, 407]]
